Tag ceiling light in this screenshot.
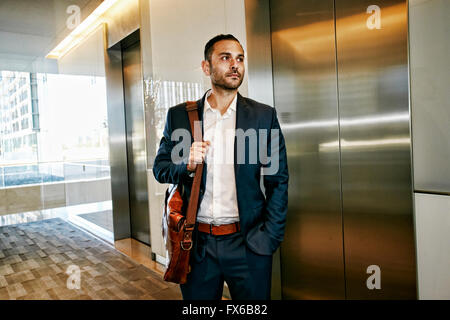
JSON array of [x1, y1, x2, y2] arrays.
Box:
[[46, 0, 119, 59]]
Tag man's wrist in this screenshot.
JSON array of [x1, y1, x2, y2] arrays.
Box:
[[185, 163, 195, 177], [187, 162, 196, 173]]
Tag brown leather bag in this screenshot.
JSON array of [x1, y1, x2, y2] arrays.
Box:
[[162, 101, 204, 284]]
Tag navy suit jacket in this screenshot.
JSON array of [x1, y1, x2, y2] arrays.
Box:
[[153, 91, 289, 255]]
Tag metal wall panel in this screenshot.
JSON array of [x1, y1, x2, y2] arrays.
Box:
[[270, 0, 346, 299], [409, 0, 450, 195], [103, 0, 141, 242], [122, 39, 150, 245], [104, 0, 140, 49], [244, 0, 274, 108], [335, 0, 416, 299], [105, 41, 131, 241]]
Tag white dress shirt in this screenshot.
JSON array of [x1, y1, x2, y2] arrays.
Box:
[[196, 91, 240, 225]]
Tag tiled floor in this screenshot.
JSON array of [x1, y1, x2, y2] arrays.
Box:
[[0, 218, 182, 300]]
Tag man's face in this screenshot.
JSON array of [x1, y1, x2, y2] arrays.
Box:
[[203, 40, 245, 91]]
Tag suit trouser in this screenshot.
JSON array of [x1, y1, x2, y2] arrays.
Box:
[[180, 230, 273, 300]]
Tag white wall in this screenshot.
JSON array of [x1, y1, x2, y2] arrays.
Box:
[[148, 0, 248, 92], [415, 193, 450, 299]]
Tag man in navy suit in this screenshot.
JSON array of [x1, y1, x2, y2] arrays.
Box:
[[153, 34, 288, 300]]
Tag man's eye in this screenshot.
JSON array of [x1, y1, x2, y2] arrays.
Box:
[[221, 56, 228, 60]]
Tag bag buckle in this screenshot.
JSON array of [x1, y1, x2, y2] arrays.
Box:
[[181, 225, 193, 250], [181, 240, 193, 250]]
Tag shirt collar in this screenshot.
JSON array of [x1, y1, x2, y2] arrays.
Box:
[[204, 90, 237, 114]]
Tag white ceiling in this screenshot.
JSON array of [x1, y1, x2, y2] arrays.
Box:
[[0, 0, 102, 73]]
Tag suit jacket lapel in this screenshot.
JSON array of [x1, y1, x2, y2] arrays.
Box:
[[234, 92, 250, 201], [196, 92, 207, 191]]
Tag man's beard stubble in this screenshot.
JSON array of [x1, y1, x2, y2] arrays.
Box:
[[210, 65, 244, 91]]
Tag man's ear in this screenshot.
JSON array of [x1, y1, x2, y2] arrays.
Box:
[[201, 60, 211, 76]]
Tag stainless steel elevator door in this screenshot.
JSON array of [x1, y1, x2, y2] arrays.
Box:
[[271, 0, 346, 299], [270, 0, 416, 299], [335, 0, 416, 299], [122, 40, 150, 245]]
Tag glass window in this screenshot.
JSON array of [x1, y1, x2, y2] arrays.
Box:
[[0, 0, 113, 227], [0, 71, 110, 188]]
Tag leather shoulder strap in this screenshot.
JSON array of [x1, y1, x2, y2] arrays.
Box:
[[185, 101, 204, 226]]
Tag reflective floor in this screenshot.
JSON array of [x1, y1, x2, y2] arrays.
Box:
[[0, 201, 114, 244], [114, 238, 165, 276], [79, 210, 113, 232]]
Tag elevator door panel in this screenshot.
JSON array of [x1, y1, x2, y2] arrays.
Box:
[[270, 0, 346, 299], [270, 0, 417, 299], [335, 0, 416, 299], [122, 41, 150, 245]]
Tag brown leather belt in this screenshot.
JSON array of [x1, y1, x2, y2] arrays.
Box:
[[198, 222, 240, 236]]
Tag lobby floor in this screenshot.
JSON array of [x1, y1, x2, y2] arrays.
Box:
[[0, 204, 232, 300], [0, 218, 182, 300]]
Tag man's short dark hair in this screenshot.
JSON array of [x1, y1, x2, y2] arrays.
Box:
[[204, 34, 242, 62]]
